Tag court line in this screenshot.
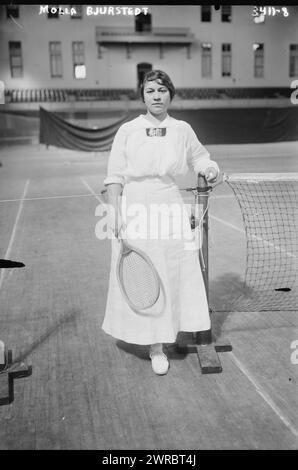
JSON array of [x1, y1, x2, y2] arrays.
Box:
[[210, 195, 234, 200], [182, 195, 234, 200], [215, 153, 298, 160], [0, 180, 30, 291], [211, 212, 298, 438], [0, 193, 107, 204], [229, 351, 298, 440], [82, 175, 298, 441], [211, 214, 245, 235], [80, 177, 107, 205], [210, 214, 297, 260], [0, 136, 36, 141], [0, 193, 234, 204], [1, 189, 292, 258]]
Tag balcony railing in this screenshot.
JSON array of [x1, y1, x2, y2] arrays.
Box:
[[97, 26, 191, 36], [96, 26, 195, 44]]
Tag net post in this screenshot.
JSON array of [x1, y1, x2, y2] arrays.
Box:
[[196, 174, 212, 346], [178, 174, 233, 374], [175, 174, 232, 373], [196, 175, 210, 302]]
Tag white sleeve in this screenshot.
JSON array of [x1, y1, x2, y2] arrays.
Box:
[[103, 125, 127, 186], [186, 124, 219, 175]]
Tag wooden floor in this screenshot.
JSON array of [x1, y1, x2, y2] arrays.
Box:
[[0, 142, 297, 449]]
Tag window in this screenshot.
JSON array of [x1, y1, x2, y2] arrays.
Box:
[[253, 43, 264, 77], [47, 5, 59, 19], [222, 5, 232, 22], [201, 43, 212, 77], [201, 6, 211, 22], [70, 5, 82, 19], [222, 43, 231, 76], [9, 41, 23, 78], [253, 13, 265, 24], [49, 42, 63, 77], [6, 5, 19, 18], [72, 42, 86, 79], [137, 63, 152, 88], [290, 44, 298, 77], [135, 12, 152, 32]]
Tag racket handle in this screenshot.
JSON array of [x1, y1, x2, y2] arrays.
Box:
[[199, 248, 206, 271]]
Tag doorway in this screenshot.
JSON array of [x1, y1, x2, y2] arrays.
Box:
[[137, 63, 152, 89]]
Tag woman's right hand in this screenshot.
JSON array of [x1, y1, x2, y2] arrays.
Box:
[[107, 205, 122, 239], [106, 183, 124, 239], [112, 210, 125, 239]]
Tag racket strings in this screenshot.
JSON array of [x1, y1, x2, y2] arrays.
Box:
[[120, 250, 159, 309]]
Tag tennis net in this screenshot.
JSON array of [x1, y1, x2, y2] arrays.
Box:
[[216, 173, 298, 312]]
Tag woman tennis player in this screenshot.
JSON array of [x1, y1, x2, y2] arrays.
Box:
[[102, 70, 219, 375]]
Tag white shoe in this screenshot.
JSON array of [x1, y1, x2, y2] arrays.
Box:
[[150, 352, 169, 375]]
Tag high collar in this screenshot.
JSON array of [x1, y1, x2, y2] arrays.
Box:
[[140, 113, 170, 127]]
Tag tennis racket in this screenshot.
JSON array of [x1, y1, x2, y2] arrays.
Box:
[[99, 188, 162, 313], [115, 228, 162, 314]]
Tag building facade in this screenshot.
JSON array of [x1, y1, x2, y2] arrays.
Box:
[[0, 4, 297, 91]]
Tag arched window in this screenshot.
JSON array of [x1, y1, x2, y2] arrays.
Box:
[[135, 13, 152, 33]]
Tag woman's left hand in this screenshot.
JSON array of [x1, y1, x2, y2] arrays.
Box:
[[201, 166, 219, 182]]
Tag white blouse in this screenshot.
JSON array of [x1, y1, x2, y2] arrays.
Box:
[[103, 114, 219, 186]]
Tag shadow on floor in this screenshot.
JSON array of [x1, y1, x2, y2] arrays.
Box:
[[0, 259, 25, 268]]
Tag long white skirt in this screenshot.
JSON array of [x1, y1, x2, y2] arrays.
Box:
[[102, 175, 210, 345]]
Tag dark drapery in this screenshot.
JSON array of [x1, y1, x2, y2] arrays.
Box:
[[39, 106, 130, 151], [4, 105, 297, 147], [169, 107, 298, 144]]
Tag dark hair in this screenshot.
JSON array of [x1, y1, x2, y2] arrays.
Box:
[[140, 70, 175, 103]]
